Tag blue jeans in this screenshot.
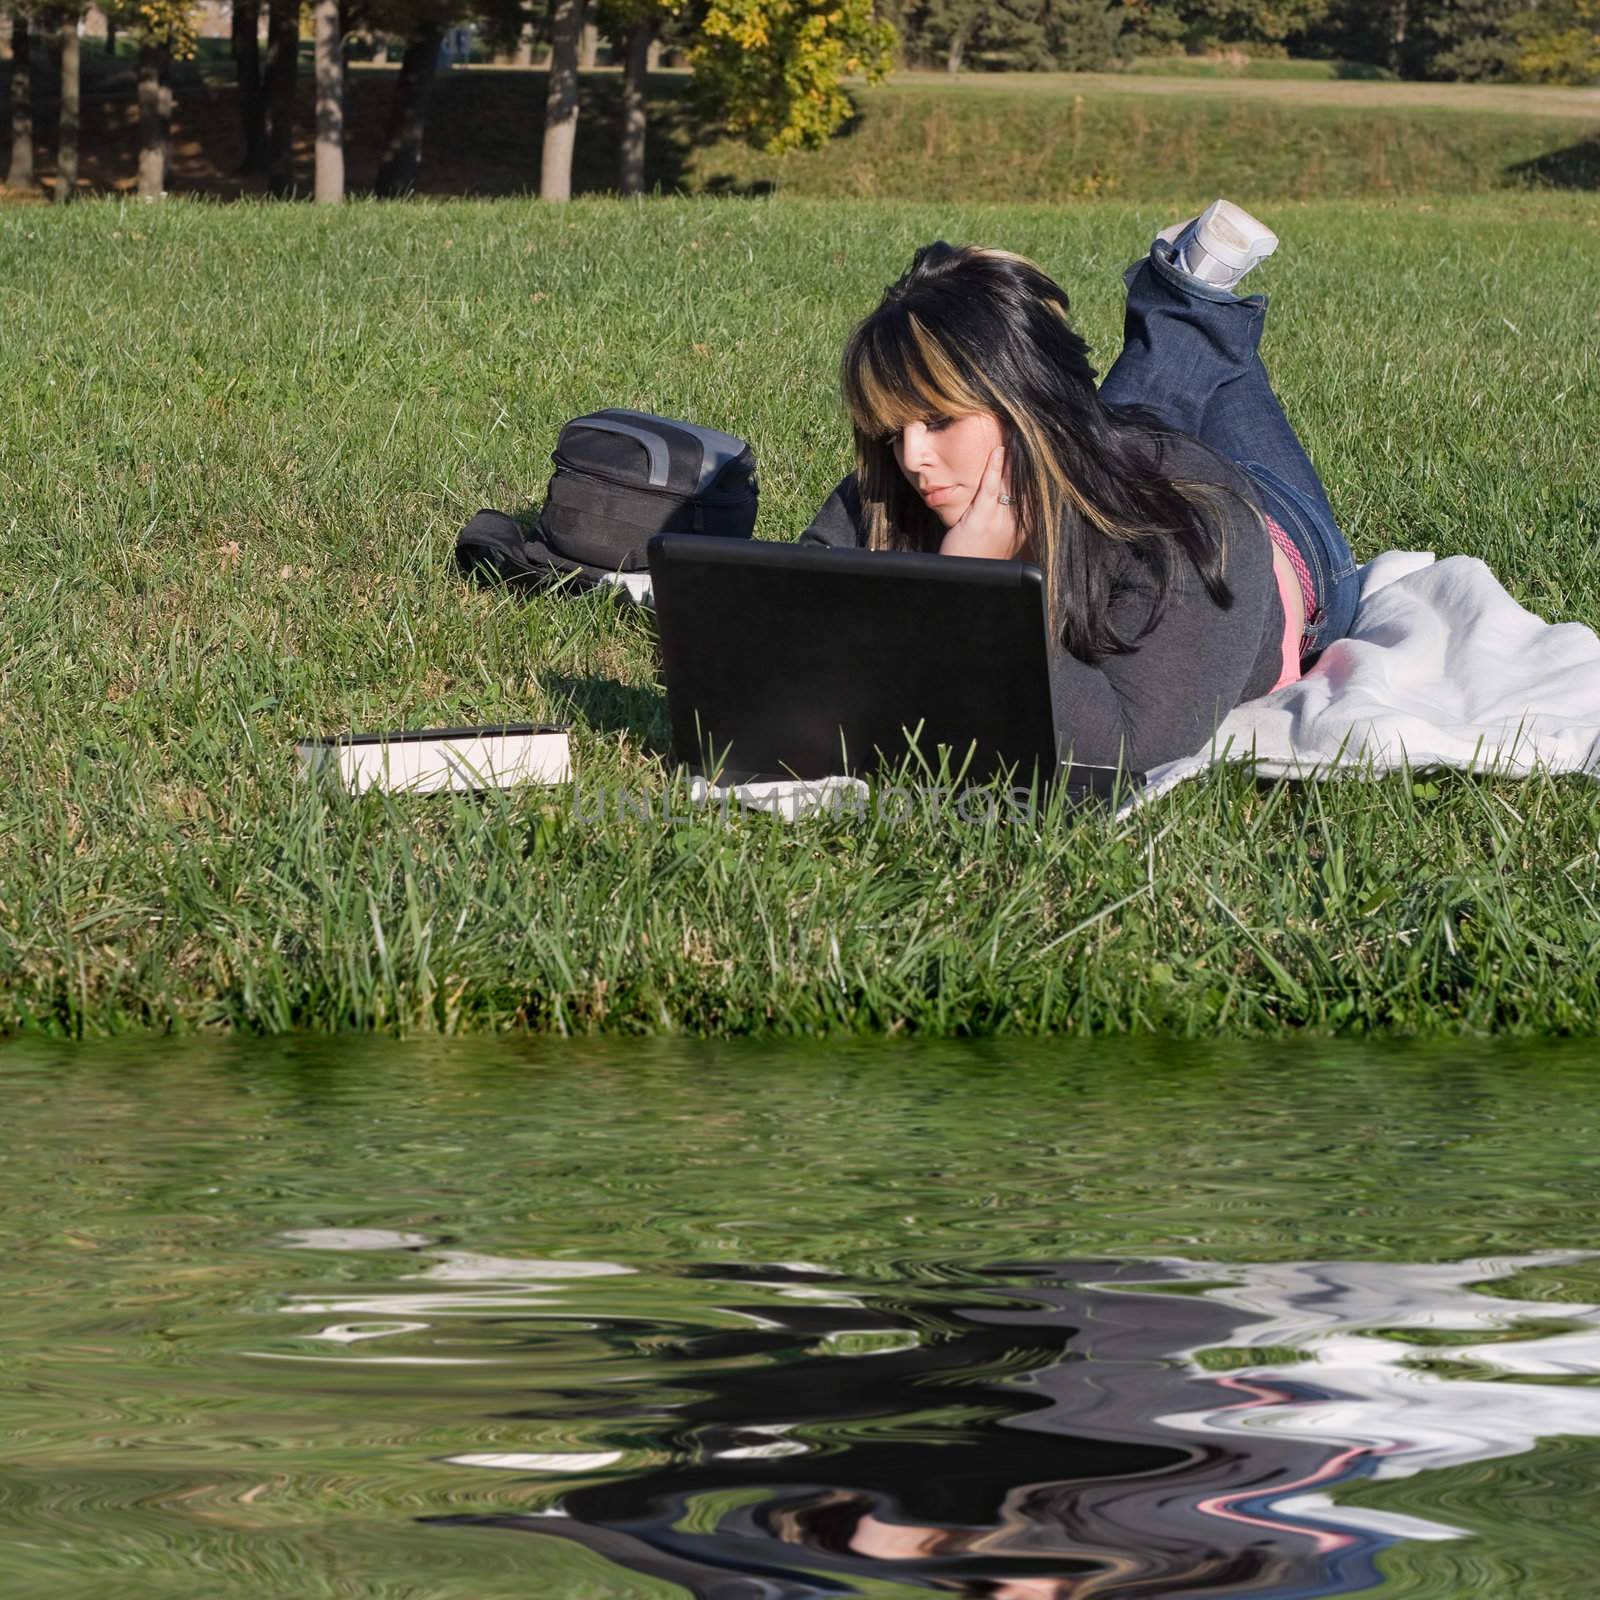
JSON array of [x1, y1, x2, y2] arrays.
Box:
[[1098, 239, 1359, 661]]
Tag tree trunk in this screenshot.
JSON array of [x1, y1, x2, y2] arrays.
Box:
[[1387, 0, 1409, 75], [512, 22, 534, 67], [541, 0, 580, 201], [313, 0, 342, 202], [619, 18, 651, 196], [578, 13, 598, 70], [264, 0, 298, 195], [6, 13, 35, 190], [373, 23, 441, 196], [105, 19, 115, 57], [137, 41, 171, 199], [56, 16, 78, 202], [232, 0, 268, 174], [946, 30, 966, 75], [646, 37, 662, 72]]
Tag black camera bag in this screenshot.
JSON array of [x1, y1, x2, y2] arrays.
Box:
[[457, 409, 758, 595]]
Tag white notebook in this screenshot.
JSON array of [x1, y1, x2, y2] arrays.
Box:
[[296, 724, 571, 795]]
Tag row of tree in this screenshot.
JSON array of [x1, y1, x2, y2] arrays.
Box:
[[3, 0, 895, 203], [5, 0, 1596, 206], [880, 0, 1600, 82], [1305, 0, 1600, 83]]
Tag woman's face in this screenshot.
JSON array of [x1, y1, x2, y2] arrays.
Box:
[[891, 410, 1006, 526]]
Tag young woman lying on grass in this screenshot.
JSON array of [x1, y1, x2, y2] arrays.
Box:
[[798, 200, 1360, 774]]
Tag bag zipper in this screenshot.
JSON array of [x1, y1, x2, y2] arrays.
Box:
[[551, 455, 754, 506]]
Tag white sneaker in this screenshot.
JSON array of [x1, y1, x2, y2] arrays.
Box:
[[1163, 199, 1278, 291]]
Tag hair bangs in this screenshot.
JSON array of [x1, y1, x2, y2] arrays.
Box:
[[842, 307, 983, 440]]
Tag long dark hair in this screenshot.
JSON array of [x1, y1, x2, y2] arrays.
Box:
[[840, 242, 1255, 663]]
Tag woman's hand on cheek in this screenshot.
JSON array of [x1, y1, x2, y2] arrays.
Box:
[[938, 446, 1021, 561]]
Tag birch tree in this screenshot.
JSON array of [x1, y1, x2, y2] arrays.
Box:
[[6, 9, 36, 191], [541, 0, 582, 198], [595, 0, 682, 195], [313, 0, 344, 201], [101, 0, 195, 198], [56, 5, 81, 202]]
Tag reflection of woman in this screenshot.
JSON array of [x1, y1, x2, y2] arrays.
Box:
[[799, 201, 1360, 773], [430, 1261, 1385, 1599]]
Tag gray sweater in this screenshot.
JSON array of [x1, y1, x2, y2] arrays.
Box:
[[796, 436, 1284, 772]]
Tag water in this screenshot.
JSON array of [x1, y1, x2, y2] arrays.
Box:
[[3, 1036, 1600, 1598]]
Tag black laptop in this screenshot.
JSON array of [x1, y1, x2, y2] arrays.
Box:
[[646, 533, 1142, 802]]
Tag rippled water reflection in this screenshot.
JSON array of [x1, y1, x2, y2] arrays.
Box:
[[4, 1037, 1600, 1598]]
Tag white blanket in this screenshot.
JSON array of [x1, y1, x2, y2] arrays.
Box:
[[689, 552, 1600, 821], [1140, 550, 1600, 802]]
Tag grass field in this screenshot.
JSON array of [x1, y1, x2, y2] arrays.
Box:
[[693, 84, 1600, 200], [2, 192, 1598, 1037], [1119, 54, 1389, 79]]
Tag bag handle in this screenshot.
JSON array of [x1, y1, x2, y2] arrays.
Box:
[[570, 417, 671, 487]]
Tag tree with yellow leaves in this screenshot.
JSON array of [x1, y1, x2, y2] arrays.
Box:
[[689, 0, 895, 155], [536, 0, 893, 201], [1515, 0, 1600, 83]]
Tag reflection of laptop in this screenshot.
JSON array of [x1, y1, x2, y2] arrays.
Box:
[[646, 533, 1143, 801]]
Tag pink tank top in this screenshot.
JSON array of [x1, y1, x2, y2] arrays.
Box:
[[1264, 514, 1315, 692]]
